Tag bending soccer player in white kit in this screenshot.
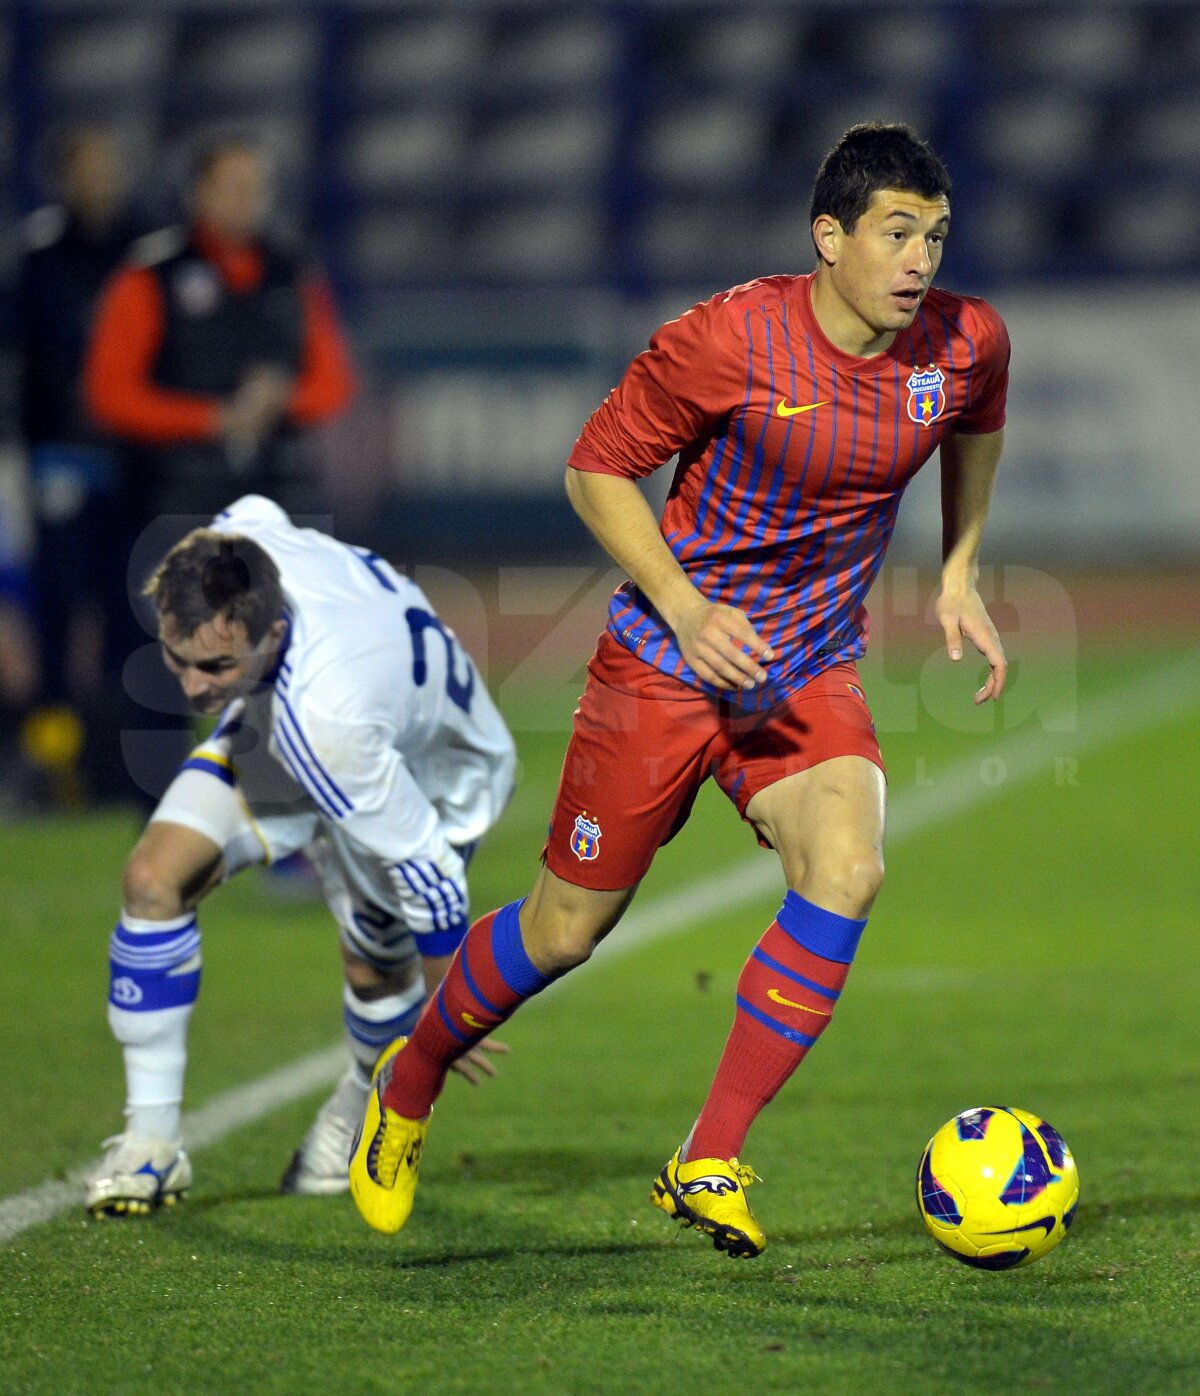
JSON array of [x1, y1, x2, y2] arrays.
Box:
[[85, 495, 515, 1216]]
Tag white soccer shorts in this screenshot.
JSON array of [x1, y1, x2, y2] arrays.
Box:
[[150, 715, 420, 974]]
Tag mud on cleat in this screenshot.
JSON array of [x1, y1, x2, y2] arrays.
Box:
[[85, 1134, 193, 1218], [651, 1149, 766, 1258]]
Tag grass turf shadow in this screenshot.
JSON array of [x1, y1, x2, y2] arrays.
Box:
[[443, 1145, 663, 1189], [175, 1207, 650, 1274]]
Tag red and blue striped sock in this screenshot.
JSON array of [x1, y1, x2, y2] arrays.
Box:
[[382, 898, 551, 1119], [685, 891, 867, 1161]]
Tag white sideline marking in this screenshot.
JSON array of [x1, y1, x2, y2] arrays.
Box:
[[2, 649, 1196, 1245], [0, 1047, 346, 1246]]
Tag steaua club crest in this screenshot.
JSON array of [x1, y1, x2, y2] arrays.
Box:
[[571, 811, 602, 862], [906, 364, 947, 426]]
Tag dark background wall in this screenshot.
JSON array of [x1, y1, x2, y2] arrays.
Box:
[[2, 0, 1197, 566]]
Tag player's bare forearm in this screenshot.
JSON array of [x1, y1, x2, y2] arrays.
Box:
[[564, 467, 773, 690], [940, 428, 1004, 584], [564, 467, 700, 627], [936, 428, 1007, 703]]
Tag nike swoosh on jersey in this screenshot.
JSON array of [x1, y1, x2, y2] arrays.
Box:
[[775, 398, 829, 417], [766, 987, 830, 1015], [462, 1012, 488, 1030]]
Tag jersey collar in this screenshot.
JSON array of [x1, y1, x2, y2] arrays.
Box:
[[796, 271, 919, 378]]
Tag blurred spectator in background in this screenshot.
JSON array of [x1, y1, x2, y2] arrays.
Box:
[[82, 135, 356, 808], [84, 135, 355, 531], [16, 127, 146, 806], [0, 507, 39, 720], [0, 509, 43, 814]]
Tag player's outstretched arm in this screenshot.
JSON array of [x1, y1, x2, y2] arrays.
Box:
[[565, 467, 773, 691], [936, 428, 1007, 705]]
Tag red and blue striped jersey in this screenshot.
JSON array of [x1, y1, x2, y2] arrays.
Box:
[[568, 273, 1009, 709]]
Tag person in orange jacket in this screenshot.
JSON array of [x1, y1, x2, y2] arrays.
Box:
[[83, 136, 356, 804], [84, 136, 355, 530]]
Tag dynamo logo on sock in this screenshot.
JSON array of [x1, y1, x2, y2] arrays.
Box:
[[110, 977, 144, 1006]]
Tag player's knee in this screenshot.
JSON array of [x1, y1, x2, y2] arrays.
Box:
[[522, 869, 632, 974], [343, 955, 420, 999], [525, 893, 616, 974], [849, 849, 886, 911], [531, 915, 598, 974], [800, 844, 885, 918], [342, 957, 382, 995], [122, 847, 187, 920]]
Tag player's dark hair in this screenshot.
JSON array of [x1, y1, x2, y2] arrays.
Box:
[[143, 530, 283, 644], [810, 122, 951, 246]]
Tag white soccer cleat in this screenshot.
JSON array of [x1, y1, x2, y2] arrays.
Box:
[[85, 1133, 193, 1217], [279, 1068, 369, 1196]]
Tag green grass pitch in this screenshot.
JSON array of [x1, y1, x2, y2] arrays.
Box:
[[1, 639, 1197, 1395]]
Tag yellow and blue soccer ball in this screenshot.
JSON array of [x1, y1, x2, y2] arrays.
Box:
[[916, 1106, 1079, 1269]]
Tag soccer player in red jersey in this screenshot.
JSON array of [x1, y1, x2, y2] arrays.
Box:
[[350, 123, 1011, 1256]]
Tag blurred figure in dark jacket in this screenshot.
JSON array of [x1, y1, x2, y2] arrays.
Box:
[[17, 127, 145, 803]]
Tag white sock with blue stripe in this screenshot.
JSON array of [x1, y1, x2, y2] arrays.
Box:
[[108, 911, 202, 1141], [343, 979, 426, 1087]]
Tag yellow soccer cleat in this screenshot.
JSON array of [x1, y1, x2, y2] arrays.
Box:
[[348, 1037, 429, 1235], [651, 1149, 766, 1258]]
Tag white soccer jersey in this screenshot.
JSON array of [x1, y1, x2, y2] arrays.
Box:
[[210, 495, 515, 948]]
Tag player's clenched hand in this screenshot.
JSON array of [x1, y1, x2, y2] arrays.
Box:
[[936, 586, 1007, 704], [673, 598, 775, 691], [450, 1036, 510, 1086]]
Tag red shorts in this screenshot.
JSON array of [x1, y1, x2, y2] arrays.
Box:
[[543, 631, 885, 891]]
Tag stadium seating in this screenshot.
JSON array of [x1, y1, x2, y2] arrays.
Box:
[[7, 0, 1198, 304], [2, 0, 1196, 538]]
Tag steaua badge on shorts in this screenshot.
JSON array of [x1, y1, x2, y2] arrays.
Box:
[[571, 811, 602, 862], [906, 364, 947, 426]]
